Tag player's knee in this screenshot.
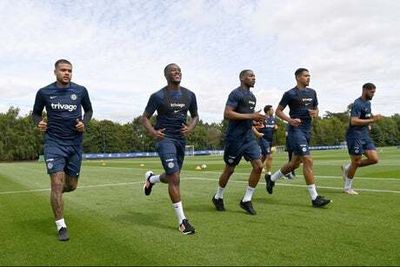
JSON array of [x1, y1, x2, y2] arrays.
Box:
[[370, 157, 379, 165], [253, 164, 263, 174]]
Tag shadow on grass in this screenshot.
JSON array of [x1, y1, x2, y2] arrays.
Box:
[[112, 211, 174, 232]]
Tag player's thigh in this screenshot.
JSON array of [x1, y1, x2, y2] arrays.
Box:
[[156, 138, 180, 175], [346, 137, 363, 156], [288, 130, 310, 156], [44, 142, 67, 174], [223, 140, 244, 166], [65, 145, 82, 177], [243, 140, 262, 162]]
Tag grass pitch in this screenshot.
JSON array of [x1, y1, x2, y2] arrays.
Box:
[[0, 147, 399, 266]]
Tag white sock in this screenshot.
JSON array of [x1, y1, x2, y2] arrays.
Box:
[[172, 201, 186, 225], [271, 170, 284, 182], [55, 218, 67, 231], [344, 177, 353, 191], [149, 174, 161, 184], [307, 184, 318, 200], [242, 186, 255, 202], [215, 186, 225, 199]]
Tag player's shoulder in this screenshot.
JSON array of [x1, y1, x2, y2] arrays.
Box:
[[306, 87, 317, 94], [70, 82, 88, 92], [38, 82, 56, 92]]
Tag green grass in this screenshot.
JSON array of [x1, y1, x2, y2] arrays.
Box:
[[1, 147, 400, 266]]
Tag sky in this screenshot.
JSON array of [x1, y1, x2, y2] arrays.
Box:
[[1, 0, 399, 123]]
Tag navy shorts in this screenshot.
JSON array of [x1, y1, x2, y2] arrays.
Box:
[[346, 136, 376, 155], [258, 138, 272, 156], [224, 138, 261, 166], [287, 128, 311, 156], [44, 141, 82, 177], [156, 138, 185, 175]]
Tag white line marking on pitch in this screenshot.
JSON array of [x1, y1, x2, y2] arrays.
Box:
[[0, 177, 399, 195]]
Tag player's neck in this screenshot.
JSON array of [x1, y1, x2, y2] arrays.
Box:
[[296, 84, 307, 90], [56, 81, 70, 88], [166, 83, 180, 91], [240, 84, 251, 90]]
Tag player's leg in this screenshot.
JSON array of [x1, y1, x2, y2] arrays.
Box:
[[267, 131, 302, 193], [44, 142, 70, 241], [238, 141, 262, 215], [143, 139, 172, 195], [64, 145, 81, 193], [212, 140, 241, 211]]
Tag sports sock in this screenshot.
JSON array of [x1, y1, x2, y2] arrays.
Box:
[[307, 184, 318, 200], [215, 186, 225, 199], [149, 174, 161, 184], [344, 177, 353, 191], [172, 201, 186, 225], [55, 218, 67, 231], [242, 186, 255, 202], [271, 169, 284, 182]]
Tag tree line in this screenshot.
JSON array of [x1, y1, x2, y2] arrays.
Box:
[[1, 106, 399, 161]]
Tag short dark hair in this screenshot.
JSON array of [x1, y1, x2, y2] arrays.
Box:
[[363, 83, 376, 90], [294, 68, 309, 78], [239, 69, 252, 79], [164, 63, 179, 76], [54, 59, 72, 68], [264, 105, 272, 113]]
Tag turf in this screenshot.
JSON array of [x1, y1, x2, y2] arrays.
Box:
[[0, 147, 399, 266]]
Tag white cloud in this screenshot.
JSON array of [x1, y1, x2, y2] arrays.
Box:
[[0, 0, 399, 124]]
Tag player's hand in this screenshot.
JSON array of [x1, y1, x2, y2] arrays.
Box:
[[75, 119, 85, 132], [289, 118, 301, 127], [181, 123, 192, 136], [252, 110, 266, 122], [151, 128, 166, 139], [373, 114, 384, 122], [257, 132, 264, 138], [308, 109, 318, 118], [38, 120, 47, 132]]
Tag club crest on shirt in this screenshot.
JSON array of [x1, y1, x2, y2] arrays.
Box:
[[70, 94, 77, 101]]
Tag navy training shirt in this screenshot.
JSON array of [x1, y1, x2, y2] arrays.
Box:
[[32, 82, 92, 145], [346, 97, 372, 138], [259, 116, 277, 142], [144, 86, 198, 140], [225, 87, 257, 142], [278, 87, 318, 131]]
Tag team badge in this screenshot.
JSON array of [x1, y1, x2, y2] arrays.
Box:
[[47, 162, 53, 169], [302, 147, 307, 152], [70, 94, 77, 100], [168, 162, 175, 169]]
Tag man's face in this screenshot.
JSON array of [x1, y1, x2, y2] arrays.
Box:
[[54, 63, 72, 85], [365, 88, 376, 100], [267, 108, 274, 116], [165, 64, 182, 85], [242, 71, 256, 88], [297, 71, 310, 86]]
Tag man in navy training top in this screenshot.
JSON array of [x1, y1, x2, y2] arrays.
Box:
[[257, 105, 278, 181], [32, 59, 93, 241], [212, 69, 266, 215], [341, 83, 382, 194], [266, 68, 331, 207], [141, 63, 199, 235]]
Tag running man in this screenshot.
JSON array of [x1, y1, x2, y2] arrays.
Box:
[[258, 105, 278, 181], [266, 68, 331, 207], [141, 63, 198, 234], [32, 59, 93, 241], [341, 83, 383, 194], [212, 69, 266, 215]]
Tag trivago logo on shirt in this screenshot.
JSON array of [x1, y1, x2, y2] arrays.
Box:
[[302, 98, 313, 106], [51, 102, 78, 112], [170, 103, 186, 108]]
